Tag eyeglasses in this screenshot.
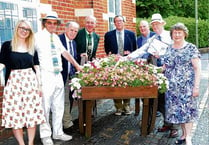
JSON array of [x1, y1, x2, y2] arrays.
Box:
[[46, 21, 58, 26], [18, 27, 31, 32]]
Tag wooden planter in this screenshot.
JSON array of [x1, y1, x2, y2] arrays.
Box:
[[78, 86, 158, 138], [81, 85, 158, 100], [79, 86, 158, 137]]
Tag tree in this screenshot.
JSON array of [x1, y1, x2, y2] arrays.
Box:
[[136, 0, 208, 20]]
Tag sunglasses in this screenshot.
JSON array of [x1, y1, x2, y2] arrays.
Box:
[[18, 27, 31, 32], [46, 21, 58, 26]]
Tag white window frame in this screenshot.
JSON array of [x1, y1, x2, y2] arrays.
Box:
[[107, 0, 122, 31]]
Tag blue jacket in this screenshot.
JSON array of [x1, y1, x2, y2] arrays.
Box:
[[137, 31, 155, 48], [104, 29, 137, 55], [59, 34, 77, 84], [136, 31, 155, 59]]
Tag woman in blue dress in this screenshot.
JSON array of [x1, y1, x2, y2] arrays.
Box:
[[162, 23, 201, 145]]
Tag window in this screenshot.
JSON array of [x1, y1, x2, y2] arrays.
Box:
[[0, 2, 18, 46], [0, 0, 38, 46], [23, 8, 37, 31], [108, 0, 121, 31]]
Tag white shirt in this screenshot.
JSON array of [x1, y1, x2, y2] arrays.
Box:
[[128, 30, 172, 60], [65, 35, 74, 74], [35, 28, 66, 72]]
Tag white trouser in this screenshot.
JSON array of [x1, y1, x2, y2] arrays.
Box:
[[40, 70, 65, 138]]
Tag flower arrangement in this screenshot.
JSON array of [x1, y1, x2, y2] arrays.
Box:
[[70, 55, 169, 98]]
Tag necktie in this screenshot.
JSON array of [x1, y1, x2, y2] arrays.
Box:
[[156, 35, 162, 66], [157, 35, 161, 41], [69, 41, 75, 75], [87, 34, 92, 60], [50, 34, 59, 74], [118, 31, 124, 55]]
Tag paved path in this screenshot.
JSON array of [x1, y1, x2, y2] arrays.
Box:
[[0, 53, 208, 145]]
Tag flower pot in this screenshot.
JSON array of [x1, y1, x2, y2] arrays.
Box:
[[81, 85, 158, 100]]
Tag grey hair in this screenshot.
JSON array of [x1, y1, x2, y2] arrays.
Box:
[[170, 22, 189, 38], [65, 21, 80, 29], [85, 15, 97, 23]]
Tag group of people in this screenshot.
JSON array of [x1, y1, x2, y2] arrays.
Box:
[[0, 10, 200, 145], [0, 11, 98, 145], [126, 14, 201, 145]]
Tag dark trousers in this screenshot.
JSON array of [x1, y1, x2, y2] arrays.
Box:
[[158, 93, 179, 129]]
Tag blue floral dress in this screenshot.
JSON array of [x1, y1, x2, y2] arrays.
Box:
[[162, 42, 201, 124]]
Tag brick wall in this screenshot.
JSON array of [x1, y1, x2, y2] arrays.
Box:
[[41, 0, 136, 58], [0, 86, 13, 140]]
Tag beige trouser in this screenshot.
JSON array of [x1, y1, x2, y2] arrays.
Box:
[[114, 99, 130, 110], [63, 75, 73, 129]]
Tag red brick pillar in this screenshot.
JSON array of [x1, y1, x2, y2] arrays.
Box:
[[0, 86, 13, 140]]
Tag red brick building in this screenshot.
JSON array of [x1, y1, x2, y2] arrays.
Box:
[[0, 0, 136, 139], [40, 0, 136, 57]]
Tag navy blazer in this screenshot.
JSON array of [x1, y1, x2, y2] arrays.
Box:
[[104, 29, 137, 55], [59, 34, 77, 84], [137, 31, 155, 48]]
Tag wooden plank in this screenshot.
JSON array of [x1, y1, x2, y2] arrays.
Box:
[[135, 98, 140, 116], [149, 98, 158, 133], [85, 100, 93, 138], [141, 98, 149, 136], [81, 86, 158, 100], [78, 99, 84, 134]]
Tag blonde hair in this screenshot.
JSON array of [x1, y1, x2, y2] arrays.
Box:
[[11, 19, 35, 55]]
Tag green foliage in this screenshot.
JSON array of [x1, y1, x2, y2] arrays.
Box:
[[136, 16, 209, 48], [136, 0, 209, 20]]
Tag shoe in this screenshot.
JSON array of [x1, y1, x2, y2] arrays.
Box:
[[124, 106, 132, 115], [115, 109, 123, 116], [41, 137, 54, 145], [156, 111, 161, 117], [158, 125, 170, 132], [169, 129, 178, 138], [53, 133, 72, 141], [175, 138, 186, 144], [64, 121, 74, 129]]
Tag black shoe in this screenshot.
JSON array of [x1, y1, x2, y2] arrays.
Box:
[[175, 138, 186, 144]]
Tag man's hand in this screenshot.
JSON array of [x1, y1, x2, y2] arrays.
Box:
[[80, 53, 88, 57]]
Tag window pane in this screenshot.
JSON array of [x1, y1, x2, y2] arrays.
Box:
[[23, 8, 37, 32], [0, 2, 18, 46], [115, 0, 121, 15], [109, 17, 115, 31], [109, 0, 114, 13]]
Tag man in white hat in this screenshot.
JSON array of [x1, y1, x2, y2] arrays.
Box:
[[127, 13, 171, 60], [35, 11, 82, 145], [126, 13, 179, 138]]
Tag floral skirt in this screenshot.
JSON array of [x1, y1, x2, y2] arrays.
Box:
[[1, 68, 45, 129]]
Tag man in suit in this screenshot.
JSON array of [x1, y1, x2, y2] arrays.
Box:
[[59, 21, 80, 133], [137, 20, 155, 59], [75, 15, 100, 64], [104, 15, 137, 116], [137, 20, 161, 117]]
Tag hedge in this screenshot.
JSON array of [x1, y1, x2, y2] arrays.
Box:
[[136, 16, 209, 48]]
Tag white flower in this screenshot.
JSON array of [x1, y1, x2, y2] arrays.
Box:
[[70, 78, 81, 91]]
